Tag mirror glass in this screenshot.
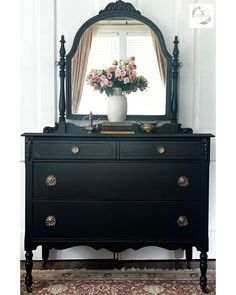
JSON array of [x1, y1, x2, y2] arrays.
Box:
[[71, 18, 167, 116]]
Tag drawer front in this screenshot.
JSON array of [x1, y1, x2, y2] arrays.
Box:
[[33, 140, 116, 159], [120, 141, 202, 159], [33, 162, 202, 201], [32, 201, 202, 241]]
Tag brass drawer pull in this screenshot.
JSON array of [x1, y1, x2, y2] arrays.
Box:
[[71, 145, 80, 154], [157, 145, 165, 154], [177, 216, 188, 227], [177, 176, 189, 187], [46, 175, 57, 186], [45, 215, 56, 227]]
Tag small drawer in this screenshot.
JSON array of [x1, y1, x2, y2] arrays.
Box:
[[120, 141, 202, 160], [33, 140, 116, 159], [32, 201, 202, 241]]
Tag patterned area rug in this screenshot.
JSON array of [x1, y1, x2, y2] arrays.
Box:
[[20, 269, 216, 295]]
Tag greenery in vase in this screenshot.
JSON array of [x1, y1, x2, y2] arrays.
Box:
[[86, 57, 148, 96]]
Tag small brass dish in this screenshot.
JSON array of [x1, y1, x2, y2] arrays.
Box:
[[139, 122, 158, 133], [85, 125, 96, 133]]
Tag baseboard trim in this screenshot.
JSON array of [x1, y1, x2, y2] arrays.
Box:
[[20, 259, 216, 270]]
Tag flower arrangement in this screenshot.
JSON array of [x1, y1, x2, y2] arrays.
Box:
[[86, 57, 148, 96]]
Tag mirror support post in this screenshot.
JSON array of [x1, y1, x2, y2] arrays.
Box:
[[58, 35, 66, 132], [171, 36, 180, 132]]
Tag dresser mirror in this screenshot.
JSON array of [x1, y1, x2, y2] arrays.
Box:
[[65, 0, 173, 121]]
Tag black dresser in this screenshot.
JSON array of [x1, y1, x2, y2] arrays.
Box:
[[22, 1, 215, 292], [23, 132, 213, 292]]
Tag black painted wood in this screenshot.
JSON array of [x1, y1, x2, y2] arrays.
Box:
[[33, 162, 203, 201], [33, 140, 117, 159], [24, 132, 213, 138], [42, 247, 50, 265], [59, 36, 66, 122], [120, 140, 202, 159], [99, 0, 141, 15], [23, 133, 213, 292], [44, 35, 66, 134], [171, 36, 180, 124], [25, 251, 33, 293], [186, 247, 192, 269], [200, 252, 209, 293], [32, 201, 202, 241]]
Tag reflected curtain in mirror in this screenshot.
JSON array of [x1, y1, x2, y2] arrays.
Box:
[[72, 27, 93, 113], [150, 30, 167, 87]]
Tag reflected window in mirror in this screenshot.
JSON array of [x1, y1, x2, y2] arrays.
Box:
[[71, 19, 167, 116]]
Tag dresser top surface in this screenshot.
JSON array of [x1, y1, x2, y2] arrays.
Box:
[[22, 132, 214, 139]]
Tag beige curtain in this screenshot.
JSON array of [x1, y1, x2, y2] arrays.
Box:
[[150, 30, 167, 87], [72, 27, 93, 113]]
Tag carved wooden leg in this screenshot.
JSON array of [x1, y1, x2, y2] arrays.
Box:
[[113, 252, 117, 268], [42, 247, 50, 265], [25, 251, 33, 293], [186, 247, 192, 269], [200, 252, 209, 293]]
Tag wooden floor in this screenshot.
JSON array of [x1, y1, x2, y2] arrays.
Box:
[[20, 259, 216, 270]]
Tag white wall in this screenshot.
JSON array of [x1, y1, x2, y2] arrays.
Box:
[[20, 0, 216, 261]]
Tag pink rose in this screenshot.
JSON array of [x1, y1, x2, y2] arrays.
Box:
[[108, 66, 116, 73], [121, 71, 126, 78], [103, 78, 109, 86], [107, 81, 113, 87], [115, 69, 121, 78], [129, 63, 137, 70], [124, 77, 129, 84], [107, 73, 112, 79], [129, 73, 136, 81]]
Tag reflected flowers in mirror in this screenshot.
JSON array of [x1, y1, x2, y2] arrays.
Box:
[[86, 57, 148, 96]]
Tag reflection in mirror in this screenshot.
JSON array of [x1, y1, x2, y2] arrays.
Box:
[[71, 18, 167, 116]]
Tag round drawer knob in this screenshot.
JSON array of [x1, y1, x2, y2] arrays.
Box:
[[71, 145, 80, 154], [177, 216, 188, 227], [45, 215, 56, 227], [157, 145, 165, 154], [177, 176, 189, 187], [46, 175, 57, 186]]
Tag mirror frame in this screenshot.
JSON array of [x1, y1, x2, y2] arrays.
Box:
[[65, 0, 173, 121]]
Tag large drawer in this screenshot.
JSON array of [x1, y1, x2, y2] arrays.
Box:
[[33, 162, 202, 201], [120, 140, 202, 159], [32, 201, 202, 241], [33, 140, 117, 159]]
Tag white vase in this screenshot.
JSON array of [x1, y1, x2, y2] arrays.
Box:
[[107, 88, 127, 122]]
